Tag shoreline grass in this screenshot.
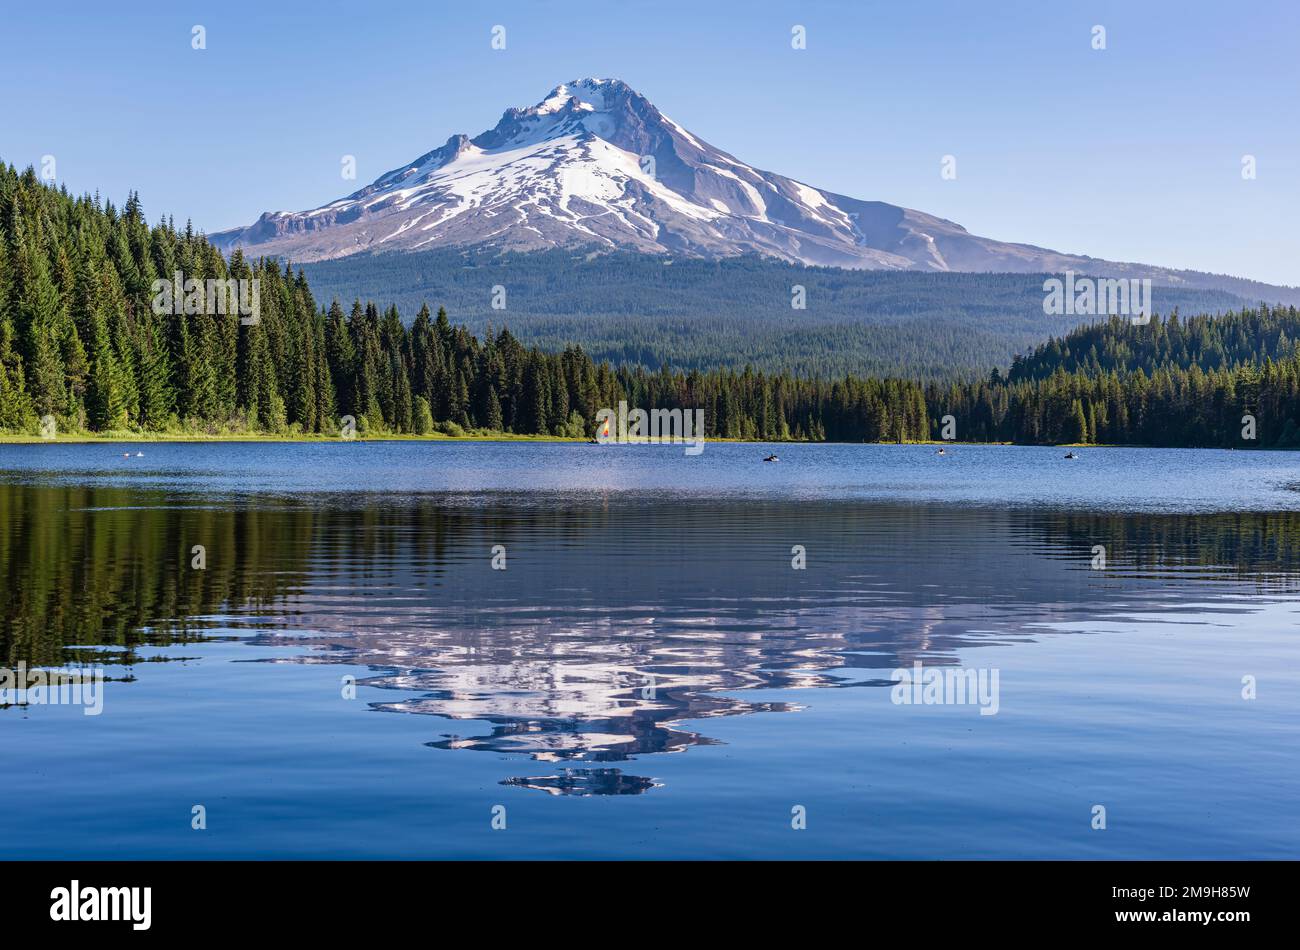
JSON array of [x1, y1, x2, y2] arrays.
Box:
[[2, 430, 1283, 450], [0, 430, 584, 445], [0, 428, 999, 446], [0, 431, 1203, 448]]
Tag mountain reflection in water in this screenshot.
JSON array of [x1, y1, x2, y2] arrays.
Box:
[[4, 481, 1300, 796]]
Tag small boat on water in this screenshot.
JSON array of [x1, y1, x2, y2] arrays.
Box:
[[937, 447, 946, 456], [763, 454, 780, 462], [1064, 451, 1079, 459]]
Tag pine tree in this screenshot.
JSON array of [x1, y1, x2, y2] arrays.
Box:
[[313, 313, 335, 432], [16, 238, 66, 418], [0, 234, 34, 428], [325, 300, 356, 417], [484, 384, 503, 431], [290, 306, 318, 431]]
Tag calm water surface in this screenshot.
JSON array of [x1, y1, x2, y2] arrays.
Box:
[[1, 442, 1297, 858]]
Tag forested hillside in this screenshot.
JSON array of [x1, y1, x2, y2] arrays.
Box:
[[300, 248, 1270, 379], [930, 306, 1300, 446], [2, 163, 1299, 448], [0, 164, 328, 434], [1007, 310, 1300, 381]]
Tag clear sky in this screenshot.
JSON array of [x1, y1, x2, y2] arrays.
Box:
[[2, 0, 1296, 285]]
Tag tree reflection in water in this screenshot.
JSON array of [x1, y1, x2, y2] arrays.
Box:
[[5, 482, 1299, 794]]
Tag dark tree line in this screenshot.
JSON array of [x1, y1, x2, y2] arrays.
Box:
[[2, 162, 1299, 448]]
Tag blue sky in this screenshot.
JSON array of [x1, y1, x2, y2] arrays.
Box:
[[2, 0, 1296, 285]]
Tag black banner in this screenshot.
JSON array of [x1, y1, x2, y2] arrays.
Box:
[[1, 860, 1283, 936]]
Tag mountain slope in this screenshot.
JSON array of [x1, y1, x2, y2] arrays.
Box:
[[212, 78, 1250, 286]]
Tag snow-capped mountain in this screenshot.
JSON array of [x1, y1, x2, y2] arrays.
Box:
[[206, 79, 1175, 276]]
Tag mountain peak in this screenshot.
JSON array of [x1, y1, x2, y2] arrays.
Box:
[[208, 81, 1167, 279], [541, 77, 633, 111]]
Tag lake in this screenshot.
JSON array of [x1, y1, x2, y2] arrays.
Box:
[[1, 441, 1297, 858]]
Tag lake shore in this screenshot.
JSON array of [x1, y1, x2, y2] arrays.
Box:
[[3, 432, 1276, 449], [0, 430, 1019, 447], [0, 430, 581, 445]]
